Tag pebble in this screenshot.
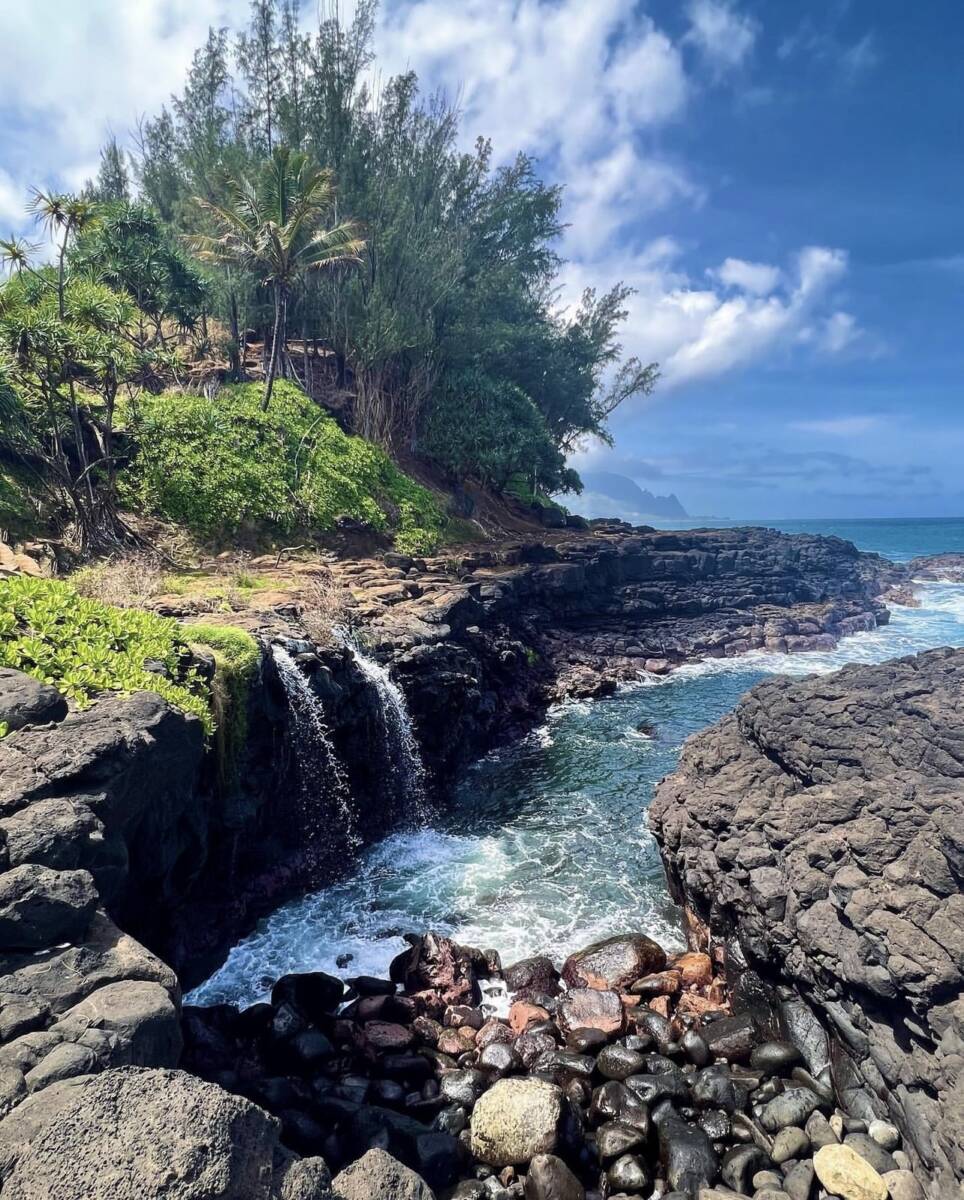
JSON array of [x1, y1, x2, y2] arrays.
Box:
[[867, 1120, 899, 1152], [813, 1144, 888, 1200], [750, 1041, 801, 1077], [596, 1045, 646, 1081], [843, 1133, 898, 1176], [804, 1111, 839, 1149], [752, 1171, 784, 1191], [782, 1159, 815, 1200], [771, 1126, 809, 1164], [759, 1088, 823, 1133]]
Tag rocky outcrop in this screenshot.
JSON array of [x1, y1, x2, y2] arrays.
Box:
[[0, 1066, 329, 1198], [333, 526, 903, 780], [907, 552, 964, 582], [651, 647, 964, 1199]]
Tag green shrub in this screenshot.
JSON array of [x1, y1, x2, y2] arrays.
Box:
[[121, 380, 444, 553], [184, 624, 259, 785], [417, 369, 570, 494], [0, 576, 213, 733]]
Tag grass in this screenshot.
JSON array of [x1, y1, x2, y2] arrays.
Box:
[[183, 623, 260, 784]]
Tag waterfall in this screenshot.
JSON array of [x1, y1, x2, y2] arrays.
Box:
[[271, 646, 360, 851], [342, 635, 428, 823]]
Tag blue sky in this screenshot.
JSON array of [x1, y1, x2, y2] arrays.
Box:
[[1, 0, 961, 517]]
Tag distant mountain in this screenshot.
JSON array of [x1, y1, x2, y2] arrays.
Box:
[[572, 471, 689, 521]]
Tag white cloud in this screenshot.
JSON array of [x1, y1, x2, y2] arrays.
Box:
[[562, 241, 862, 391], [684, 0, 758, 75], [0, 0, 232, 216], [790, 416, 883, 436], [711, 257, 782, 296], [0, 170, 26, 228]]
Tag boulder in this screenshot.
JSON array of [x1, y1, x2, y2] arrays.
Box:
[[561, 934, 666, 991], [0, 864, 97, 949], [0, 669, 67, 733], [470, 1077, 564, 1167], [58, 980, 182, 1068], [557, 988, 623, 1038], [333, 1148, 435, 1200], [0, 1066, 318, 1198]]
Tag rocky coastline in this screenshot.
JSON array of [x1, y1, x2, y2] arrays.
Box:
[[0, 524, 949, 1199], [650, 649, 963, 1200]]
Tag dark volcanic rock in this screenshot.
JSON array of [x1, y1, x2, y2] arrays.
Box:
[[651, 647, 964, 1198], [561, 934, 666, 991], [0, 669, 67, 734]]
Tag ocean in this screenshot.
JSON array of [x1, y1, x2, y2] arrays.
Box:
[[190, 517, 964, 1006]]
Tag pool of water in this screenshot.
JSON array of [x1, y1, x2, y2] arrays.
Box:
[[190, 578, 964, 1009]]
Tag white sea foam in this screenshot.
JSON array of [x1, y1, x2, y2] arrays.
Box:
[[190, 581, 964, 1009]]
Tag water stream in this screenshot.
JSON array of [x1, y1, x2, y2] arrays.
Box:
[[271, 645, 360, 852], [342, 634, 429, 823]]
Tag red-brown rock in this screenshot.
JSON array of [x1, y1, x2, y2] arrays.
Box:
[[557, 988, 623, 1037], [562, 935, 667, 992]]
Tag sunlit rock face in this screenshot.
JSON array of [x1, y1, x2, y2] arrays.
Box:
[[652, 646, 964, 1199]]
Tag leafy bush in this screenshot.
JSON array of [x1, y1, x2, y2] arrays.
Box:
[[122, 381, 444, 552], [184, 624, 260, 782], [418, 369, 570, 494], [0, 576, 212, 733]]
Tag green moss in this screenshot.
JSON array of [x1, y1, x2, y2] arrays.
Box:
[[121, 380, 444, 553], [0, 576, 213, 733], [183, 624, 259, 787]]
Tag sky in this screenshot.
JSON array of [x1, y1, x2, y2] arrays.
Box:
[[0, 0, 961, 518]]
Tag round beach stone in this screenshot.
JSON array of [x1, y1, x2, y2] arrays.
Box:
[[470, 1078, 563, 1167], [881, 1170, 924, 1200], [813, 1144, 888, 1200], [561, 934, 666, 991], [867, 1120, 899, 1152], [524, 1153, 584, 1200], [557, 988, 623, 1038], [771, 1126, 809, 1164]]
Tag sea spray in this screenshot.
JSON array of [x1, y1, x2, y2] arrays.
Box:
[[271, 645, 360, 853], [340, 632, 429, 823]]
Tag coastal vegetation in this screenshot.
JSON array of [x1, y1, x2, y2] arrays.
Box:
[[0, 575, 213, 731], [0, 0, 656, 561]]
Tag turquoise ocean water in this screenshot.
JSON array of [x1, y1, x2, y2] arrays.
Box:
[[192, 518, 964, 1006]]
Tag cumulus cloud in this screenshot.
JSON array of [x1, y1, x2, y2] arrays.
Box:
[[684, 0, 759, 75], [711, 257, 782, 296], [562, 241, 861, 392]]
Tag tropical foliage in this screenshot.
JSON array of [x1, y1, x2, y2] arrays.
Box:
[[121, 380, 445, 552], [0, 575, 212, 732]]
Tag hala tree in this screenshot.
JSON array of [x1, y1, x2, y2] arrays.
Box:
[[191, 145, 364, 409]]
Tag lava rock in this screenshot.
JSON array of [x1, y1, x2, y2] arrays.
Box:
[[0, 864, 98, 950], [656, 1111, 719, 1195], [721, 1143, 770, 1194], [702, 1015, 756, 1063], [271, 971, 344, 1018], [470, 1078, 564, 1167], [562, 935, 666, 992], [557, 989, 623, 1038], [0, 668, 68, 733], [596, 1045, 646, 1081], [750, 1041, 801, 1077], [504, 957, 561, 998], [595, 1120, 646, 1161], [334, 1147, 436, 1199], [607, 1152, 650, 1193], [524, 1153, 585, 1200], [771, 1126, 809, 1164], [843, 1133, 898, 1175], [759, 1088, 822, 1133]]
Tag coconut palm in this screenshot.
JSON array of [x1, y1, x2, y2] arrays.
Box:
[[192, 146, 364, 409]]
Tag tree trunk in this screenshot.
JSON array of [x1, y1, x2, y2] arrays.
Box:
[[262, 283, 284, 411], [229, 291, 242, 382]]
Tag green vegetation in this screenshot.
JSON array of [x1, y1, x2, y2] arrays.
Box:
[[0, 2, 659, 561], [183, 624, 259, 783], [122, 380, 444, 552], [0, 576, 212, 732]]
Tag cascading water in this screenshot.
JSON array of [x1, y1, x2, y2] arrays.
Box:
[[341, 634, 428, 823], [271, 645, 360, 852]]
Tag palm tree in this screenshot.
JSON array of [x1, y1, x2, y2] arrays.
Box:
[[192, 147, 364, 409], [26, 191, 95, 315]]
